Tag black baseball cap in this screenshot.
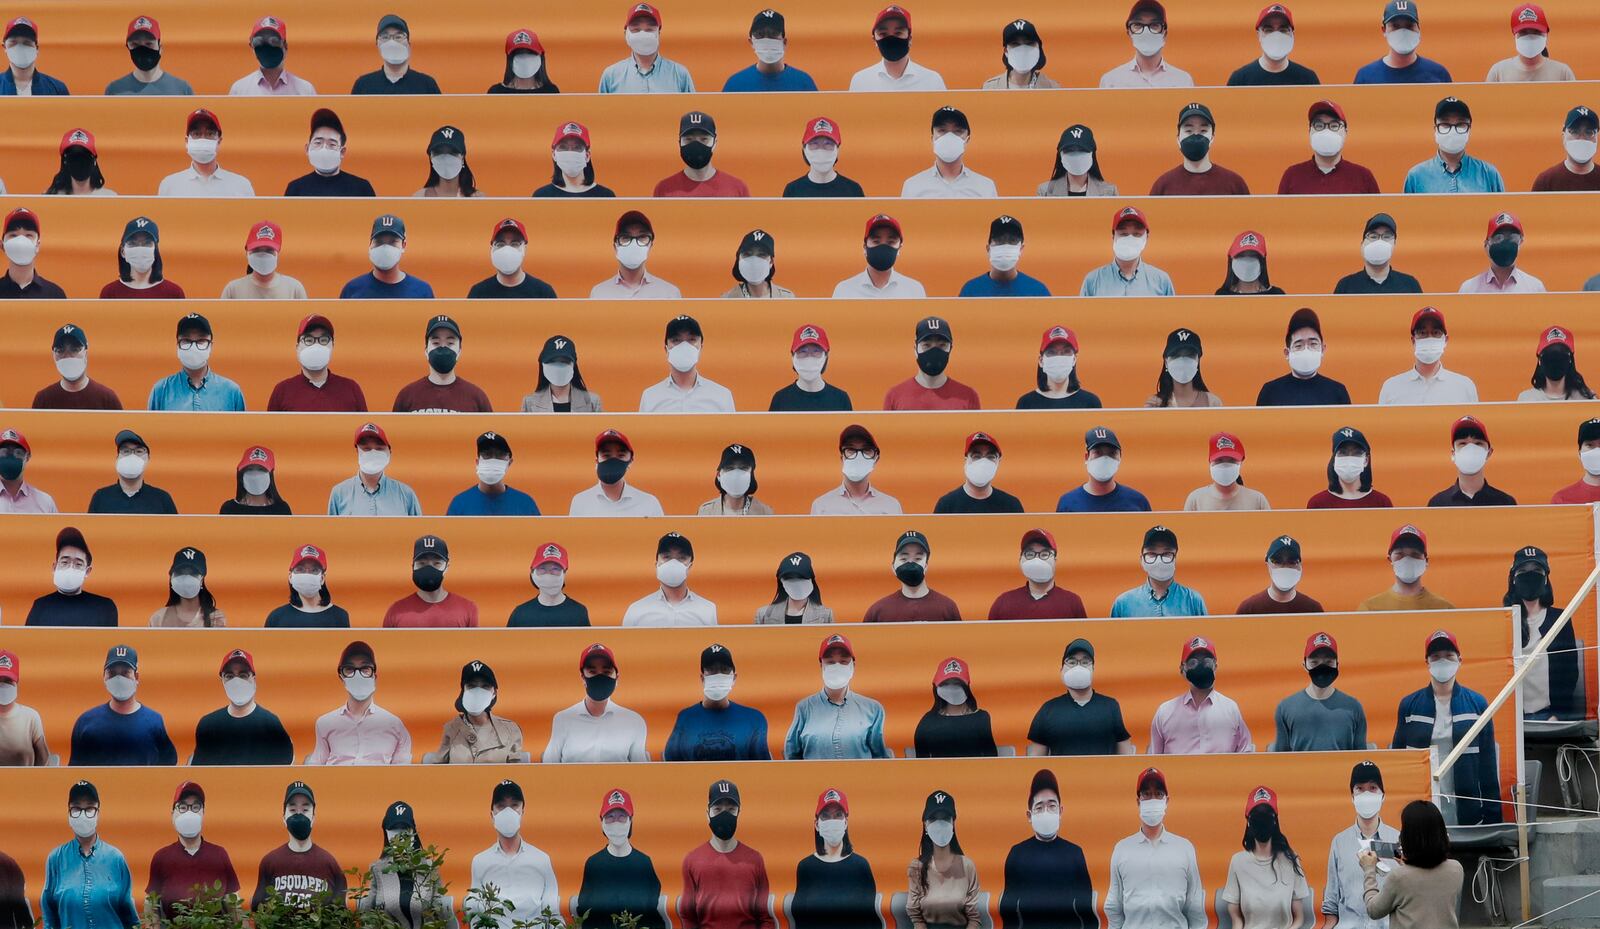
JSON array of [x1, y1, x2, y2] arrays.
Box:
[[1063, 638, 1095, 661], [1434, 96, 1471, 122], [113, 429, 147, 450], [104, 644, 138, 671], [53, 324, 87, 350], [1350, 760, 1385, 791], [1003, 18, 1041, 44], [657, 531, 694, 559], [1286, 308, 1322, 344], [382, 799, 416, 832], [122, 216, 158, 244], [1163, 328, 1202, 356], [679, 111, 716, 137], [750, 8, 784, 35], [428, 125, 466, 156], [665, 315, 702, 341], [177, 313, 212, 338], [492, 779, 524, 806], [1565, 106, 1598, 131], [989, 215, 1023, 244], [1514, 545, 1550, 572], [56, 526, 90, 563], [476, 431, 511, 457], [540, 335, 577, 363], [460, 659, 498, 688], [738, 229, 775, 257], [70, 780, 100, 805], [310, 107, 346, 140], [1266, 535, 1301, 562], [1578, 418, 1600, 446], [895, 530, 930, 556], [1084, 426, 1121, 451], [1382, 0, 1418, 24], [376, 13, 409, 36], [169, 547, 207, 575], [1143, 525, 1179, 550], [425, 315, 461, 340], [709, 779, 740, 806], [371, 214, 406, 240], [701, 643, 736, 671], [923, 790, 956, 820], [1177, 102, 1214, 130], [931, 106, 969, 133], [413, 535, 449, 562], [1363, 212, 1397, 236], [1057, 124, 1095, 153], [718, 443, 755, 470], [915, 316, 952, 345], [284, 781, 315, 806], [1332, 426, 1371, 453], [777, 551, 814, 579]]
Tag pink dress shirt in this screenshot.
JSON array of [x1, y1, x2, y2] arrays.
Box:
[[1457, 268, 1547, 294], [0, 481, 58, 513], [1149, 689, 1253, 754], [307, 702, 412, 765]]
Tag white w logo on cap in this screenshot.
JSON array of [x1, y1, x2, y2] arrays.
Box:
[[923, 318, 941, 330], [422, 537, 437, 549], [440, 128, 455, 139], [1279, 536, 1293, 545], [1579, 107, 1592, 117], [1012, 19, 1027, 29], [1340, 428, 1354, 438], [789, 555, 803, 566], [687, 113, 703, 124], [380, 217, 395, 227], [61, 325, 76, 334], [751, 232, 765, 241], [1177, 330, 1192, 340], [934, 792, 947, 803], [729, 444, 743, 454], [181, 549, 197, 559], [1093, 428, 1108, 438], [999, 216, 1014, 224], [1070, 128, 1084, 138], [114, 646, 129, 657], [1523, 547, 1538, 557], [483, 432, 498, 440], [716, 782, 731, 794], [554, 339, 568, 349], [394, 804, 407, 815]]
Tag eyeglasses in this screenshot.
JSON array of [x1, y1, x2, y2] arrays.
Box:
[[297, 335, 333, 347], [1126, 21, 1166, 34], [68, 808, 98, 818], [178, 339, 212, 351], [1021, 550, 1056, 562], [841, 448, 879, 460], [1310, 120, 1345, 133], [1434, 123, 1471, 134], [614, 235, 654, 247], [1063, 657, 1093, 669], [1363, 231, 1396, 243], [173, 802, 203, 814], [307, 137, 342, 150], [1569, 127, 1600, 141], [338, 666, 376, 679], [1141, 552, 1177, 565]]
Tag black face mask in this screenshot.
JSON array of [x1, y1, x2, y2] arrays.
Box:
[[916, 348, 951, 376], [285, 813, 313, 841], [680, 141, 714, 170], [1308, 664, 1339, 689], [129, 44, 161, 72], [254, 43, 286, 69], [1247, 810, 1277, 844], [894, 562, 926, 587], [876, 35, 910, 61], [865, 244, 899, 272], [597, 458, 630, 485], [0, 457, 23, 481], [709, 811, 739, 840], [1513, 571, 1546, 601], [427, 347, 459, 374], [1539, 349, 1571, 381], [412, 566, 444, 592], [1184, 665, 1215, 690], [1178, 134, 1211, 162], [63, 150, 95, 181], [1488, 239, 1519, 268], [585, 674, 618, 701]]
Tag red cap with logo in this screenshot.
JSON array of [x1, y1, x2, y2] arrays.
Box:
[[1021, 528, 1057, 552], [595, 429, 633, 454], [1181, 635, 1218, 663], [1510, 3, 1548, 34], [932, 656, 970, 687], [247, 220, 282, 253], [874, 5, 912, 30], [186, 108, 221, 135], [1538, 325, 1575, 355], [236, 445, 275, 473], [1245, 784, 1278, 817], [0, 428, 30, 455], [1410, 306, 1446, 333], [1451, 415, 1490, 446], [865, 213, 902, 240], [0, 650, 18, 683], [1208, 432, 1245, 462], [964, 431, 1001, 456], [5, 208, 40, 236], [551, 120, 590, 149], [819, 633, 855, 661], [1388, 523, 1428, 554], [624, 3, 661, 27], [802, 117, 842, 146], [174, 780, 206, 805], [297, 314, 332, 337], [531, 541, 569, 572], [218, 648, 255, 675], [492, 217, 528, 243], [1112, 205, 1149, 234], [580, 642, 616, 671], [127, 15, 160, 40], [1487, 211, 1523, 239], [1228, 230, 1267, 259], [290, 543, 327, 571], [1304, 631, 1339, 660], [251, 15, 286, 40], [1137, 766, 1168, 796], [354, 422, 390, 448], [599, 788, 634, 818], [506, 28, 545, 55], [1425, 628, 1460, 656], [59, 128, 97, 157], [1039, 325, 1079, 352], [791, 324, 829, 353], [816, 787, 850, 815], [4, 17, 36, 40], [1256, 3, 1293, 27], [1308, 99, 1346, 123]]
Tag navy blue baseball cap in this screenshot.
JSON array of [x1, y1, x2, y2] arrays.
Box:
[[1084, 426, 1121, 451]]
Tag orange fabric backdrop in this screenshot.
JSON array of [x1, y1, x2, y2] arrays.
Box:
[[0, 83, 1591, 198], [19, 0, 1600, 93], [1, 752, 1432, 926], [5, 193, 1600, 298], [3, 294, 1599, 409]]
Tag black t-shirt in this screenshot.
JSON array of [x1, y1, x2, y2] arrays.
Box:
[[507, 597, 592, 627], [0, 274, 66, 298], [532, 183, 616, 198], [1027, 691, 1131, 756], [1215, 285, 1287, 295], [488, 81, 561, 94], [793, 854, 878, 929], [1333, 268, 1423, 294], [284, 171, 378, 197], [575, 847, 663, 929], [351, 69, 442, 94], [1015, 389, 1102, 409], [87, 483, 178, 514], [219, 499, 293, 515], [913, 710, 998, 758], [1226, 59, 1320, 85], [191, 705, 295, 765], [466, 274, 558, 299], [1255, 373, 1352, 406], [264, 604, 351, 628], [933, 486, 1025, 514], [769, 383, 853, 412], [783, 174, 866, 198], [25, 591, 118, 626]]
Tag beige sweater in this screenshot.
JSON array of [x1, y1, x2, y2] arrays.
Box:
[[907, 855, 981, 929], [1364, 859, 1462, 929]]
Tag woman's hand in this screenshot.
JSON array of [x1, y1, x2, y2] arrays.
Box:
[[1358, 848, 1378, 871]]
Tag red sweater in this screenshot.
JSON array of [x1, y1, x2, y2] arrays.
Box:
[[680, 842, 774, 929], [99, 278, 186, 299], [1305, 489, 1394, 509], [883, 377, 981, 411], [1277, 158, 1381, 194], [863, 589, 962, 622], [147, 840, 240, 920], [653, 171, 751, 198], [268, 372, 369, 413], [1149, 163, 1250, 196], [987, 585, 1088, 620], [382, 592, 479, 628], [1552, 479, 1600, 504]]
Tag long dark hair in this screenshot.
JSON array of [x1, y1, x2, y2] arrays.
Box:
[[1047, 145, 1104, 183], [999, 33, 1047, 80], [501, 50, 556, 90], [535, 354, 591, 392], [422, 160, 479, 197], [715, 462, 759, 501], [288, 578, 333, 608], [814, 825, 854, 856], [233, 468, 283, 506], [1239, 808, 1304, 880], [1036, 356, 1083, 393], [915, 825, 965, 894], [928, 680, 979, 715], [769, 560, 824, 606], [165, 575, 221, 626], [1530, 347, 1596, 399], [1502, 555, 1555, 649], [46, 155, 106, 194], [550, 152, 597, 188], [1325, 440, 1374, 494], [1397, 800, 1450, 869], [1219, 252, 1274, 293], [1154, 356, 1210, 407], [116, 241, 166, 284]]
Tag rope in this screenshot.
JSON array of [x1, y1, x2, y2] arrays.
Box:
[[1556, 743, 1599, 814], [1512, 884, 1600, 929]]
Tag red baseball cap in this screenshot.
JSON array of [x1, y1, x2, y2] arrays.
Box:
[[1039, 325, 1079, 352], [1451, 415, 1490, 445], [791, 324, 829, 353], [1245, 785, 1278, 817], [624, 3, 661, 27], [816, 787, 849, 816], [1388, 523, 1427, 554], [865, 213, 902, 240], [290, 543, 327, 571], [614, 210, 652, 239], [552, 121, 590, 149], [1510, 3, 1548, 33], [0, 428, 30, 454], [59, 128, 97, 157], [1308, 99, 1345, 123], [580, 643, 616, 671], [5, 208, 40, 236], [802, 117, 841, 146], [1228, 230, 1267, 259], [1208, 432, 1245, 462], [1425, 628, 1460, 656], [1181, 635, 1218, 663], [236, 445, 275, 473], [251, 15, 286, 41], [964, 432, 1001, 456], [353, 422, 390, 448], [1304, 631, 1338, 661], [595, 429, 633, 455], [4, 17, 36, 40], [1137, 766, 1168, 796], [1112, 205, 1149, 234], [874, 5, 911, 30], [506, 28, 545, 55], [1410, 306, 1446, 333], [932, 656, 971, 687], [839, 423, 877, 451], [1538, 325, 1575, 355], [492, 217, 528, 243], [819, 633, 854, 661], [1256, 3, 1292, 27], [0, 650, 18, 683], [218, 648, 254, 675], [127, 15, 160, 41], [531, 541, 569, 572], [599, 788, 634, 818], [1487, 211, 1523, 239], [1021, 528, 1057, 552], [247, 220, 282, 253], [186, 108, 221, 135], [173, 780, 206, 805], [297, 314, 332, 337]]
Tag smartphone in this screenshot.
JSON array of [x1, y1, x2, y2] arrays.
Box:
[[1368, 840, 1399, 859]]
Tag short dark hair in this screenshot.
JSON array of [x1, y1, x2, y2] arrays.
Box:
[[1397, 800, 1450, 870]]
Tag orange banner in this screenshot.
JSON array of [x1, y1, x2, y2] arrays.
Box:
[[3, 192, 1600, 299]]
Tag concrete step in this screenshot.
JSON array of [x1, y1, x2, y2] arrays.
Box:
[[1538, 875, 1600, 929]]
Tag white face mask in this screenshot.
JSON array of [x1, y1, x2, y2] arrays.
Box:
[[1333, 455, 1367, 483], [55, 355, 86, 381], [752, 37, 785, 64], [358, 449, 390, 475], [804, 147, 838, 172], [248, 251, 279, 276], [1361, 238, 1394, 266], [1085, 455, 1120, 482], [0, 682, 14, 706], [1259, 30, 1294, 60], [925, 820, 955, 847], [841, 456, 875, 483], [1515, 33, 1547, 58], [1059, 151, 1094, 176], [935, 682, 968, 706], [533, 569, 565, 593], [308, 147, 342, 174], [1386, 27, 1421, 55], [1566, 139, 1598, 164], [476, 458, 510, 485], [290, 572, 323, 598], [1030, 810, 1061, 839], [738, 255, 772, 284], [782, 578, 814, 601], [667, 341, 700, 373], [186, 138, 218, 165], [493, 807, 522, 838], [1144, 556, 1176, 583], [461, 686, 494, 715], [600, 819, 632, 845], [821, 662, 854, 691], [1412, 337, 1446, 365], [1210, 461, 1241, 486], [1020, 556, 1054, 583], [1452, 444, 1488, 476], [964, 458, 999, 488], [616, 241, 650, 270], [1429, 657, 1460, 684], [106, 675, 138, 702], [115, 453, 147, 481], [3, 234, 37, 266], [1062, 665, 1092, 690], [369, 244, 403, 271], [223, 676, 256, 706], [491, 244, 525, 275], [932, 132, 966, 164], [240, 470, 270, 496], [1287, 348, 1322, 376], [69, 810, 98, 838], [1166, 357, 1199, 384], [1138, 798, 1167, 827], [988, 244, 1021, 273], [1310, 128, 1344, 158], [379, 39, 409, 65], [816, 819, 848, 845], [1005, 43, 1041, 72], [702, 673, 735, 702], [625, 28, 660, 56], [298, 343, 331, 372], [430, 154, 464, 181], [542, 362, 575, 387], [657, 559, 689, 588], [345, 674, 377, 701], [1435, 127, 1469, 155], [1581, 447, 1600, 476], [719, 467, 752, 497], [123, 245, 155, 274], [552, 149, 588, 177], [1230, 256, 1262, 283], [173, 810, 204, 838], [6, 43, 37, 69], [1269, 566, 1301, 591], [793, 355, 826, 382], [1131, 31, 1165, 57], [511, 52, 542, 79], [54, 566, 86, 594], [1353, 790, 1384, 820], [1041, 354, 1075, 382], [1392, 556, 1426, 584], [1112, 233, 1146, 262], [171, 575, 203, 599], [177, 344, 211, 371]]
